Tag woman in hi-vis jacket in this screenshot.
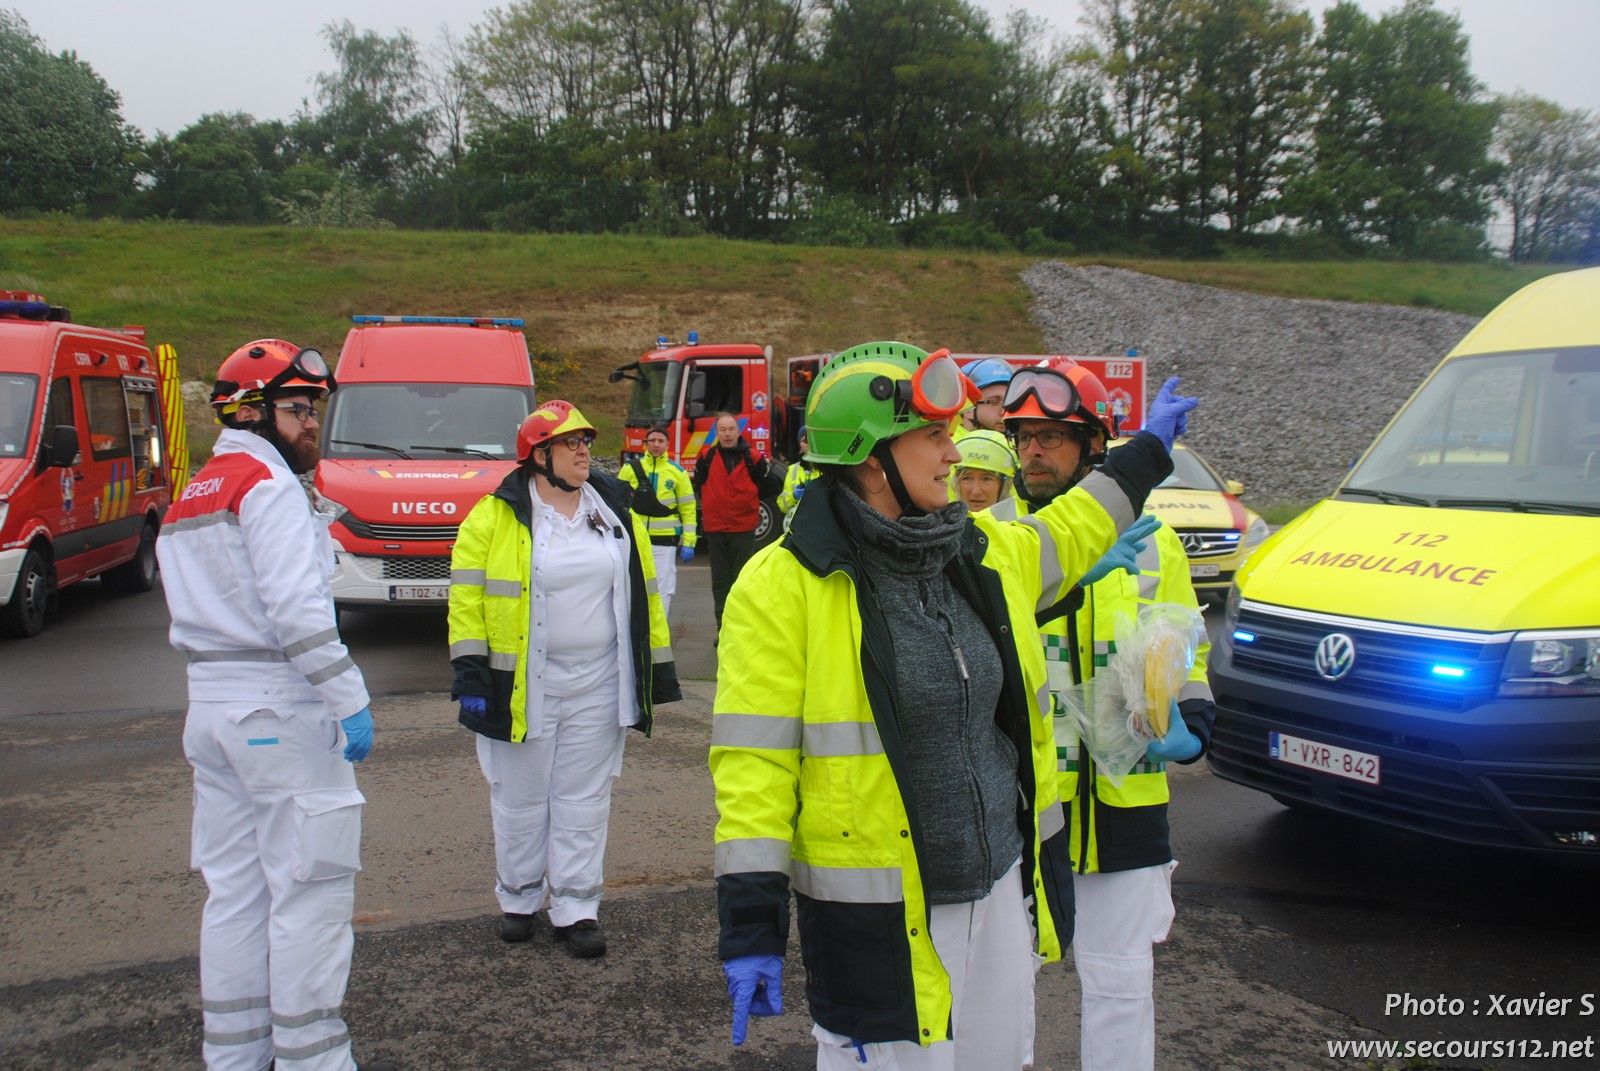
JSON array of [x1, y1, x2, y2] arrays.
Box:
[[709, 341, 1196, 1067]]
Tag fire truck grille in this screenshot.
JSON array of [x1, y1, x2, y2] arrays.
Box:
[[369, 556, 453, 581], [340, 516, 459, 541]]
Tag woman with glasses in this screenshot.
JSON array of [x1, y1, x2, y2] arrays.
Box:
[[710, 342, 1197, 1066], [449, 399, 680, 958]]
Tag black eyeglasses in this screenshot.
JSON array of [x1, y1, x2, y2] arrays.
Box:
[[1010, 428, 1073, 451], [555, 432, 596, 452], [272, 401, 321, 424]]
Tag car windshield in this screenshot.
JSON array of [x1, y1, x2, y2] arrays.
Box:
[[1343, 347, 1600, 511], [322, 383, 531, 460], [1158, 448, 1224, 491], [0, 372, 39, 457], [627, 361, 682, 423]]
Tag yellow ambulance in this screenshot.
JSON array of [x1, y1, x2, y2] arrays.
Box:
[[1208, 266, 1600, 855]]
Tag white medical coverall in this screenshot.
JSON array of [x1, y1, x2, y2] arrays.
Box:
[[158, 428, 371, 1071]]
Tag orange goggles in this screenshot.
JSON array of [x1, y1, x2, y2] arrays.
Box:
[[900, 349, 980, 420]]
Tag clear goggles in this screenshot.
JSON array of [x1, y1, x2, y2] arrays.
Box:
[[1001, 367, 1082, 421], [899, 349, 980, 420], [264, 347, 337, 396]]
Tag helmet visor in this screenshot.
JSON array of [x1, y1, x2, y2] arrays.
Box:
[[907, 349, 979, 419], [1002, 367, 1081, 421], [265, 347, 336, 396]]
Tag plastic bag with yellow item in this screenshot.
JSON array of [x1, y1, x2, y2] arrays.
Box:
[[1051, 602, 1205, 786]]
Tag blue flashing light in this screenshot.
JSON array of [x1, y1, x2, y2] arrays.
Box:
[[687, 330, 699, 344], [0, 300, 51, 319], [657, 335, 670, 347], [351, 315, 524, 327], [1430, 664, 1469, 680], [1232, 630, 1257, 644]]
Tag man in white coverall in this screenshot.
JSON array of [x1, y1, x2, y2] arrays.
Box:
[[158, 338, 390, 1071]]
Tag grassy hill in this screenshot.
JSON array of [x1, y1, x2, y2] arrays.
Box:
[[0, 218, 1562, 462]]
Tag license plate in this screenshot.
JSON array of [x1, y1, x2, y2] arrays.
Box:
[[1189, 563, 1220, 578], [1270, 732, 1381, 785], [388, 584, 449, 601]]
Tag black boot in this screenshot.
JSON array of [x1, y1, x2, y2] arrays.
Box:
[[552, 918, 606, 958], [500, 912, 539, 943]]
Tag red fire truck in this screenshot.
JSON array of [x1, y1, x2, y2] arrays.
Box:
[[315, 315, 535, 614], [0, 292, 187, 638]]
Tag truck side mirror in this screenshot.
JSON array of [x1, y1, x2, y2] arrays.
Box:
[[1225, 479, 1244, 495], [44, 424, 81, 468], [685, 370, 708, 419]]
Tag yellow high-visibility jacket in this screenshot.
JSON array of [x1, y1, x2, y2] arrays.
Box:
[[619, 453, 697, 549], [711, 434, 1170, 1044], [448, 468, 680, 741], [988, 495, 1214, 873], [776, 461, 817, 518]]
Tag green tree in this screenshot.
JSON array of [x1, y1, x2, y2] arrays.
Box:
[[301, 20, 437, 190], [1290, 0, 1499, 252], [138, 113, 296, 222], [1494, 93, 1600, 263], [0, 10, 139, 213]]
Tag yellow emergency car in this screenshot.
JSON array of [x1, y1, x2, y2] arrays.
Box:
[[1144, 444, 1268, 601], [1208, 266, 1600, 855]]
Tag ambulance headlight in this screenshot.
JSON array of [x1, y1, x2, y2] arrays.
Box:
[[1224, 584, 1242, 628], [1499, 631, 1600, 698], [1241, 516, 1269, 551]]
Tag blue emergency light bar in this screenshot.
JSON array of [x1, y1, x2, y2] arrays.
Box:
[[1430, 664, 1469, 679], [351, 315, 524, 327], [0, 300, 51, 319], [1232, 630, 1257, 644]]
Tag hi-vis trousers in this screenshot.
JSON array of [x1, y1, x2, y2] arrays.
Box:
[[1073, 862, 1178, 1071], [650, 543, 678, 618], [812, 861, 1036, 1070], [184, 700, 366, 1071], [475, 681, 627, 927]]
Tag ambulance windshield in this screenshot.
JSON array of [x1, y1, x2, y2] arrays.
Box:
[[1158, 447, 1224, 492], [1343, 347, 1600, 512], [0, 373, 39, 457], [627, 361, 682, 422], [322, 383, 532, 460]]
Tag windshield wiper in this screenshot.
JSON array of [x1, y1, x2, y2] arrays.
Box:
[[1338, 487, 1436, 507], [410, 444, 499, 461], [1434, 497, 1600, 516], [330, 438, 412, 460]]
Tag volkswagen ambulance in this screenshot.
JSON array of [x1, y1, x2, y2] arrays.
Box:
[[1208, 267, 1600, 856]]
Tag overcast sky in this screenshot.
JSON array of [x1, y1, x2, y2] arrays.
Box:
[[15, 0, 1600, 138]]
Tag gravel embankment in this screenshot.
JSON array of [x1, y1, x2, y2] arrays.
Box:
[[1022, 263, 1481, 505]]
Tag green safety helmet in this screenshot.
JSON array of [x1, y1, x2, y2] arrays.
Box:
[[955, 429, 1017, 477], [803, 341, 975, 465]]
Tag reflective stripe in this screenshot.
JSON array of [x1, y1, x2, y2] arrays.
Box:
[[205, 1025, 272, 1046], [802, 720, 883, 757], [549, 883, 603, 900], [1035, 680, 1051, 718], [166, 510, 240, 533], [714, 837, 792, 877], [1016, 515, 1065, 607], [202, 995, 270, 1014], [272, 1007, 342, 1029], [1138, 570, 1160, 601], [645, 577, 659, 595], [712, 713, 802, 750], [652, 645, 674, 663], [1092, 640, 1111, 655], [284, 627, 338, 659], [505, 878, 544, 895], [988, 498, 1020, 522], [451, 568, 486, 586], [450, 639, 488, 658], [489, 651, 518, 671], [1079, 470, 1134, 530], [1038, 801, 1065, 841], [1179, 678, 1214, 704], [791, 861, 901, 903], [275, 1029, 350, 1062], [186, 648, 288, 664], [485, 579, 521, 597], [305, 655, 354, 685]]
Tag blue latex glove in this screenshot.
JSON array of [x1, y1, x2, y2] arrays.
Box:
[[459, 695, 488, 716], [680, 544, 695, 562], [340, 707, 373, 763], [1146, 702, 1201, 763], [1081, 514, 1162, 586], [1144, 376, 1200, 451], [793, 483, 806, 501], [724, 954, 783, 1046]]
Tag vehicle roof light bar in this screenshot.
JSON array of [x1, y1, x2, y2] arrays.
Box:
[[352, 315, 525, 327]]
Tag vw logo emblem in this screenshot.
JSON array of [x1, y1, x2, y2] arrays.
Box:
[[1314, 633, 1357, 681], [1180, 532, 1207, 554]]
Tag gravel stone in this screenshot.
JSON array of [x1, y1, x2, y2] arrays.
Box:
[[1022, 263, 1481, 504]]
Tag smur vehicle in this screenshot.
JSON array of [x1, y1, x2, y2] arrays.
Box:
[[1208, 266, 1600, 856]]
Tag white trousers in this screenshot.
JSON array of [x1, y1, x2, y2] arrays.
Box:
[[1072, 862, 1178, 1071], [184, 700, 365, 1071], [476, 682, 627, 927], [813, 861, 1036, 1071], [650, 542, 677, 618]]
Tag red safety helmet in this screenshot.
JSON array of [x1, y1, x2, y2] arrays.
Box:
[[516, 400, 597, 462], [1001, 356, 1118, 442], [211, 339, 335, 422]]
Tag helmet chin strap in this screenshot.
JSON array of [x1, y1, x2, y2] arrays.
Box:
[[871, 442, 922, 518], [530, 446, 581, 493]]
